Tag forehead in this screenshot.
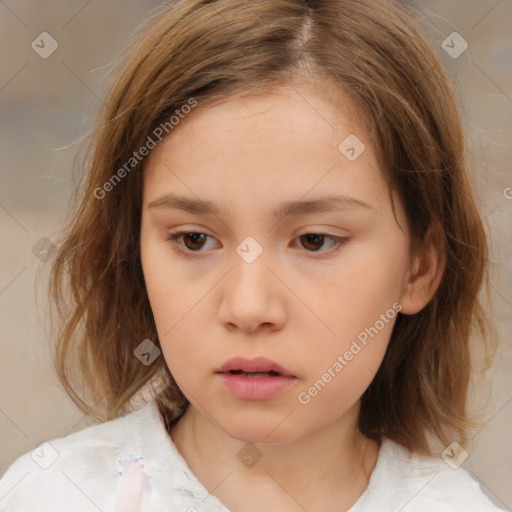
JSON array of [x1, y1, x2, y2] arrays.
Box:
[[147, 83, 373, 172], [167, 81, 367, 144], [142, 83, 390, 219]]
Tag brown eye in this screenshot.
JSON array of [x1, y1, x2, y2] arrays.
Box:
[[182, 233, 207, 251], [167, 231, 216, 254], [167, 231, 347, 258], [299, 234, 334, 252]]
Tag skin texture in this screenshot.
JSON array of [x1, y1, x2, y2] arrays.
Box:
[[139, 84, 443, 512]]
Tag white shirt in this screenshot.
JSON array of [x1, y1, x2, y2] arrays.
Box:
[[0, 400, 506, 512]]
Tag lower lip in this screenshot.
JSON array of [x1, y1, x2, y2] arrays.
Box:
[[218, 373, 297, 401]]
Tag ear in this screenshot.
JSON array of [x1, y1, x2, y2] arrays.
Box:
[[399, 222, 446, 315]]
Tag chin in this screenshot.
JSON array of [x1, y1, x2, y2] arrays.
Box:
[[216, 414, 303, 446]]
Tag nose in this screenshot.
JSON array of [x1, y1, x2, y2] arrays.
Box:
[[216, 250, 286, 335]]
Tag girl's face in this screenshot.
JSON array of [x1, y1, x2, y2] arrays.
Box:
[[140, 85, 413, 444]]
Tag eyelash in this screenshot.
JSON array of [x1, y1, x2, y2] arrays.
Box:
[[166, 231, 348, 258]]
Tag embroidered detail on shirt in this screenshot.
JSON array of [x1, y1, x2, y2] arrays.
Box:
[[109, 453, 155, 512], [117, 453, 145, 476]]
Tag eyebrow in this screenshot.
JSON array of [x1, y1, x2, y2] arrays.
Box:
[[148, 193, 374, 219]]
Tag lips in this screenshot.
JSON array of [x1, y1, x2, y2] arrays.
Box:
[[216, 357, 298, 401], [216, 356, 296, 377]]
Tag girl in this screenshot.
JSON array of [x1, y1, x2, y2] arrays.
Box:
[[0, 0, 506, 510]]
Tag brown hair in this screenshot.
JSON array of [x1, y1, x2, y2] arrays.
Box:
[[48, 0, 497, 456]]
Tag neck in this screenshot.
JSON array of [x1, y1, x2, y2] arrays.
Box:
[[169, 401, 380, 512]]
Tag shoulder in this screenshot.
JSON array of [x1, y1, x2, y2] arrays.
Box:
[[357, 438, 506, 512], [0, 401, 159, 512]]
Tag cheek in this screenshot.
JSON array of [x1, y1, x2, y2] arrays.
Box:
[[141, 232, 198, 326], [140, 236, 183, 339], [299, 237, 406, 392], [140, 238, 218, 383], [314, 239, 406, 337], [350, 233, 407, 305], [296, 313, 395, 419]]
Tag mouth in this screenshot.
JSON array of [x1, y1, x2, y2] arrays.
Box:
[[216, 357, 297, 401], [216, 356, 296, 377], [223, 370, 283, 378]]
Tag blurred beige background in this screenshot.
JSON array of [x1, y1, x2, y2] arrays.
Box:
[[0, 0, 511, 509]]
